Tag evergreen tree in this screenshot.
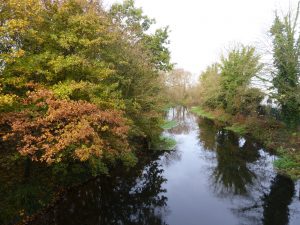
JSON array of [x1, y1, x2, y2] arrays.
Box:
[[270, 2, 300, 127]]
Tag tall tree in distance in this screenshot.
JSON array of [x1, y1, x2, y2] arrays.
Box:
[[197, 63, 222, 109], [164, 68, 192, 105], [270, 1, 300, 127]]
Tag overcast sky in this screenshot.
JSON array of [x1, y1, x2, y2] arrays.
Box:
[[104, 0, 299, 76]]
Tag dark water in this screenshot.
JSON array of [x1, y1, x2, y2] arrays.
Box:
[[29, 107, 300, 225]]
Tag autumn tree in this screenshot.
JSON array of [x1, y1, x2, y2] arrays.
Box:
[[0, 0, 172, 172], [1, 87, 130, 166]]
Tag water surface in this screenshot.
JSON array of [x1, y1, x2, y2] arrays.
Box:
[[30, 107, 300, 225]]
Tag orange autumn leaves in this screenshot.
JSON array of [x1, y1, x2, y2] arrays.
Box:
[[0, 88, 130, 164]]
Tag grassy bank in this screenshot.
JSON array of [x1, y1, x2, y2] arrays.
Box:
[[150, 119, 178, 151], [191, 106, 300, 179], [190, 107, 215, 120], [161, 120, 178, 130]]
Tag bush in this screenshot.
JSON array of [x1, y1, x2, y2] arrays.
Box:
[[229, 87, 264, 115]]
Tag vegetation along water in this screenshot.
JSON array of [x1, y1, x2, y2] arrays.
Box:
[[0, 0, 300, 225]]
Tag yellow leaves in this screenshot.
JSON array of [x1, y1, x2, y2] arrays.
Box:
[[1, 0, 42, 33], [7, 0, 42, 17], [52, 80, 90, 100], [74, 145, 103, 162], [101, 125, 109, 132], [14, 49, 25, 58], [0, 1, 42, 65], [75, 147, 91, 161], [28, 28, 44, 44], [0, 50, 25, 65], [97, 66, 115, 79], [5, 19, 29, 34], [48, 55, 87, 73], [0, 94, 17, 106], [57, 33, 79, 50]]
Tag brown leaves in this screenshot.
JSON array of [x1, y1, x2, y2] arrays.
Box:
[[0, 88, 130, 164]]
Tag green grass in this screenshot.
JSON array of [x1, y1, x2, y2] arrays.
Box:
[[274, 156, 300, 169], [161, 120, 178, 130], [190, 106, 215, 120], [274, 156, 300, 179], [273, 147, 300, 179], [225, 123, 247, 135]]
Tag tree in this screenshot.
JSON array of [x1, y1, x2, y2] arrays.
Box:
[[219, 45, 264, 114], [0, 0, 122, 107], [0, 0, 172, 171], [108, 0, 173, 142], [198, 63, 222, 108], [109, 0, 172, 71], [1, 87, 129, 165], [270, 2, 300, 127], [164, 68, 192, 105]]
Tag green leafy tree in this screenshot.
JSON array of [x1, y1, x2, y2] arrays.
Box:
[[109, 0, 172, 71], [270, 2, 300, 127], [219, 45, 263, 114], [108, 0, 173, 142], [198, 63, 222, 108]]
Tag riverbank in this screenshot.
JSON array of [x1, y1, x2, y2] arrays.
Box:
[[18, 107, 300, 225], [2, 107, 300, 225], [191, 106, 300, 179]]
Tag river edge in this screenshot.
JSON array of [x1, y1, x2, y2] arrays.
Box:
[[2, 106, 299, 224], [6, 106, 300, 225], [190, 106, 300, 179], [33, 106, 299, 225], [0, 118, 174, 224]]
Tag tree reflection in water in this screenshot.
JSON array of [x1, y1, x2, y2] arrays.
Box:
[[262, 174, 295, 225], [5, 107, 299, 225], [213, 130, 261, 196], [197, 116, 297, 225], [161, 149, 182, 167], [232, 174, 295, 225], [167, 106, 193, 135], [198, 117, 260, 197], [30, 159, 169, 225], [197, 118, 219, 151]]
